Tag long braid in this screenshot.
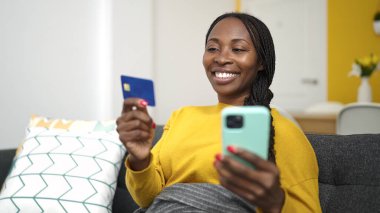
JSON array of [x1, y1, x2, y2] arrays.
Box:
[[206, 13, 277, 163]]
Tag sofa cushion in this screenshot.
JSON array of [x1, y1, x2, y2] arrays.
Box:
[[28, 115, 116, 132], [307, 134, 380, 212], [0, 149, 16, 186], [0, 116, 126, 213]]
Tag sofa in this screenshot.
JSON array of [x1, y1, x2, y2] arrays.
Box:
[[1, 126, 380, 213]]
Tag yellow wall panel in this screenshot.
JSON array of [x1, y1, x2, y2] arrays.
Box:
[[328, 0, 380, 103]]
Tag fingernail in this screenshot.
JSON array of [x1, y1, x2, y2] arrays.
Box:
[[227, 145, 237, 154], [152, 122, 156, 129], [215, 153, 222, 161], [139, 100, 148, 107]]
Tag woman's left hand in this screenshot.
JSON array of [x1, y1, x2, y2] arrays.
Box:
[[214, 146, 285, 213]]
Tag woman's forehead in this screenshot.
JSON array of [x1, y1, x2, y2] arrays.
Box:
[[207, 17, 251, 42]]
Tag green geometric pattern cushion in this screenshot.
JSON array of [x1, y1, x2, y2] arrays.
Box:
[[0, 127, 126, 212]]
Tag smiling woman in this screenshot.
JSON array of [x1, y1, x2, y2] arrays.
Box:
[[203, 17, 260, 106], [117, 12, 321, 213]]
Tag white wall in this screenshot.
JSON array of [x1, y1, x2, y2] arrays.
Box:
[[0, 0, 153, 149], [0, 0, 101, 149], [111, 0, 154, 118], [154, 0, 327, 124], [154, 0, 235, 124], [244, 0, 327, 111], [0, 1, 97, 150], [0, 0, 327, 148]]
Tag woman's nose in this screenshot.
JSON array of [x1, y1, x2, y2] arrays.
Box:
[[214, 50, 232, 65]]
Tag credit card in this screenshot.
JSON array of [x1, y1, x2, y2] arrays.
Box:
[[121, 75, 156, 106]]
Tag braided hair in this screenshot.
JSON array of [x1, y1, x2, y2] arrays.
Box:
[[205, 13, 277, 163]]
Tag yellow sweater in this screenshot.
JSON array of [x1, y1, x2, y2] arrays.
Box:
[[126, 104, 321, 212]]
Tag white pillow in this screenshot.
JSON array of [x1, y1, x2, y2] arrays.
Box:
[[0, 127, 126, 213], [27, 115, 117, 133]]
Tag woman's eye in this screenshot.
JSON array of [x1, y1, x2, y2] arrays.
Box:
[[207, 47, 218, 52], [232, 48, 245, 52]]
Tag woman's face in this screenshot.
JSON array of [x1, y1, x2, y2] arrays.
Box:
[[203, 17, 262, 105]]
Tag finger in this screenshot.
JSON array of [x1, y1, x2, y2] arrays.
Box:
[[215, 154, 284, 211], [117, 119, 150, 132], [220, 156, 270, 192], [118, 130, 151, 144], [122, 98, 149, 114], [217, 163, 265, 201], [119, 110, 153, 125], [220, 155, 263, 183], [230, 146, 277, 173], [221, 152, 282, 199], [222, 178, 273, 208], [219, 178, 257, 205]]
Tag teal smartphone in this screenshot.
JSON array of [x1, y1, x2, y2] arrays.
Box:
[[222, 106, 270, 166]]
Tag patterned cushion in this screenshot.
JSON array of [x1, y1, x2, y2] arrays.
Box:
[[29, 116, 116, 132], [13, 116, 117, 156], [0, 117, 125, 213]]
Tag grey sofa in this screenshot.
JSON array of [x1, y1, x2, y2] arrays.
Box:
[[1, 126, 380, 213]]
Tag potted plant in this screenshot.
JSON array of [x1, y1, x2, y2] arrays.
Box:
[[375, 11, 380, 35], [349, 53, 380, 102]]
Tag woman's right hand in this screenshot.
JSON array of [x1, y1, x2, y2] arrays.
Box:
[[116, 98, 155, 171]]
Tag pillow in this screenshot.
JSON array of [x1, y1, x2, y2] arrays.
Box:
[[28, 116, 116, 132], [14, 116, 117, 156], [0, 117, 125, 213]]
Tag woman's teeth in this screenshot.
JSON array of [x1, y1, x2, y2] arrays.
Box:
[[215, 72, 239, 78]]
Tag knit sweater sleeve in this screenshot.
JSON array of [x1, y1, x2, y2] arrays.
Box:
[[125, 111, 176, 208], [270, 109, 322, 213]]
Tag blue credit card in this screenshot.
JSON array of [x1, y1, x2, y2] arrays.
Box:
[[121, 75, 156, 106]]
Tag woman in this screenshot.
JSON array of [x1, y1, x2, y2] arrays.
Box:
[[117, 13, 321, 212]]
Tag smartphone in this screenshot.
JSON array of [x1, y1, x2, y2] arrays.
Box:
[[222, 106, 270, 166]]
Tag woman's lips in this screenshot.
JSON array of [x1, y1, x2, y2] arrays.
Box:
[[212, 71, 240, 85]]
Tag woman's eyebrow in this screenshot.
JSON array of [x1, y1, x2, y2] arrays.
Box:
[[206, 37, 250, 44], [206, 38, 219, 43], [231, 38, 251, 44]]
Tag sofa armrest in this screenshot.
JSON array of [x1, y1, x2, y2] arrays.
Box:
[[0, 149, 16, 188]]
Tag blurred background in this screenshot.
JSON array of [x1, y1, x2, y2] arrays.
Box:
[[1, 0, 379, 149]]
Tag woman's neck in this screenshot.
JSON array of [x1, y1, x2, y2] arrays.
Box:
[[217, 94, 247, 106]]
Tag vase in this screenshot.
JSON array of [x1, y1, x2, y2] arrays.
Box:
[[374, 20, 380, 35], [357, 77, 372, 102]]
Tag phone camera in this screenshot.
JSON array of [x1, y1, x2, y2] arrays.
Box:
[[226, 115, 244, 128]]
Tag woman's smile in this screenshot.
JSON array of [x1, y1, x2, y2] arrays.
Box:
[[212, 71, 241, 85]]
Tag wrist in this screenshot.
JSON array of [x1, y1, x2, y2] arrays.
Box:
[[264, 188, 285, 213], [128, 154, 151, 171]]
